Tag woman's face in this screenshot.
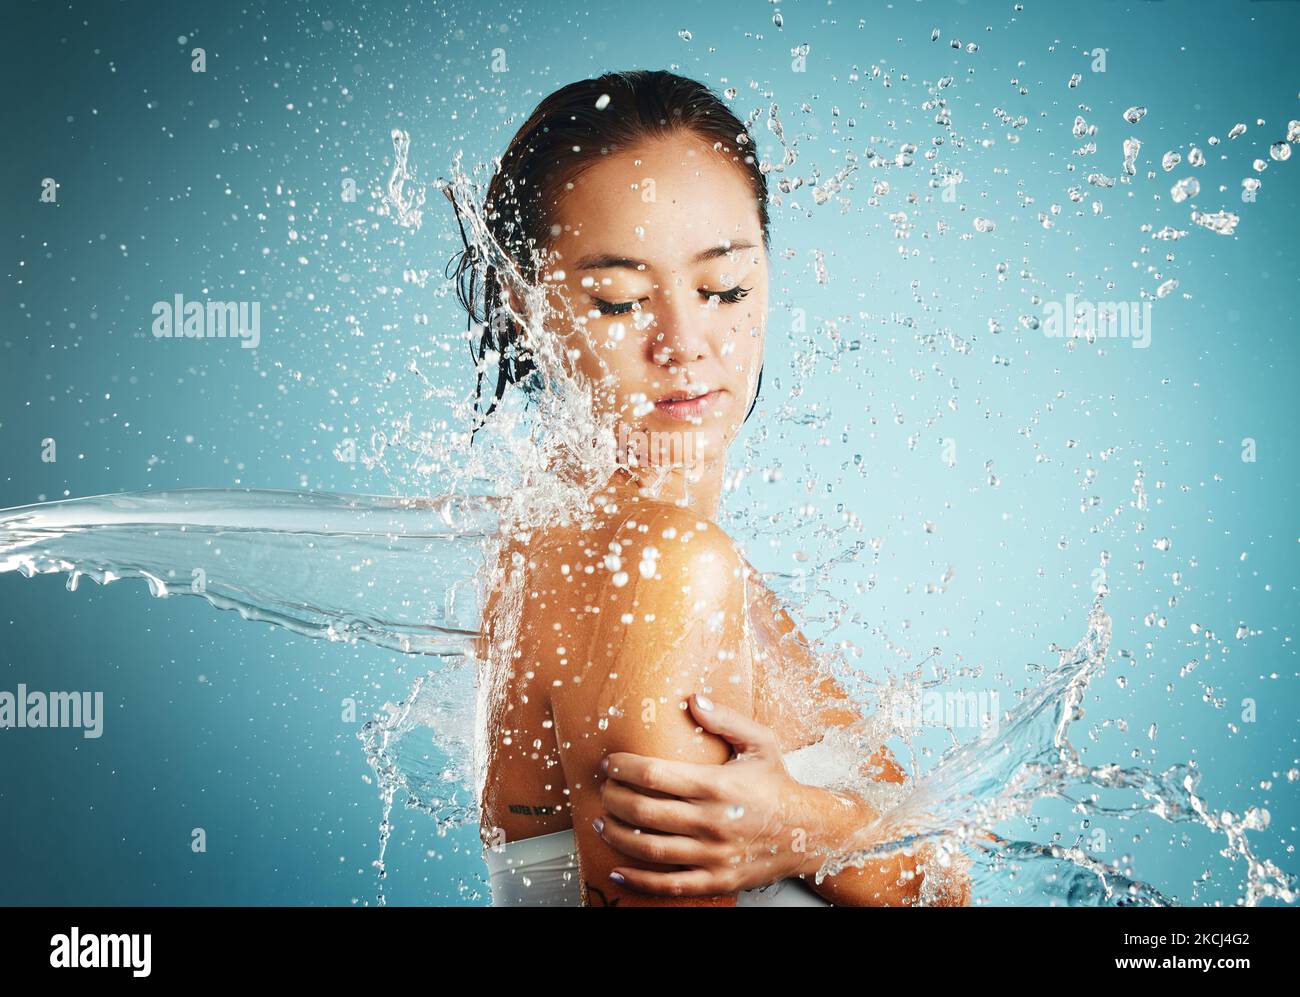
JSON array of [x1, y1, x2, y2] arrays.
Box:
[[534, 131, 768, 469]]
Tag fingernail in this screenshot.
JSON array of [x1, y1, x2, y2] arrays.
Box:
[[695, 694, 714, 710], [600, 756, 610, 774], [609, 871, 625, 884], [592, 817, 604, 834]]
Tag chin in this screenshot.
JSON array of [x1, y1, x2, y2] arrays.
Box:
[[617, 418, 730, 468]]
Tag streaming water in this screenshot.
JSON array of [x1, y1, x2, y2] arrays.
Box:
[[0, 488, 495, 655], [4, 69, 1297, 907]]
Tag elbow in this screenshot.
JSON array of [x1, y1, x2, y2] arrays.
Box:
[[917, 847, 974, 907], [924, 870, 973, 907], [870, 848, 973, 907]]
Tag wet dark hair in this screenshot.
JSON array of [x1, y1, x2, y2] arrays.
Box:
[[445, 69, 769, 440]]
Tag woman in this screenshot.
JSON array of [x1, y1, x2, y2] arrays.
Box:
[[453, 69, 970, 906]]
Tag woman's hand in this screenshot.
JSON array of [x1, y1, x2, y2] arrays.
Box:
[[593, 693, 863, 896]]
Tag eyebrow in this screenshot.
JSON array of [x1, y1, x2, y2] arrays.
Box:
[[573, 240, 758, 271]]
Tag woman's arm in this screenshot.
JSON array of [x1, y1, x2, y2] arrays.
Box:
[[752, 582, 972, 906], [548, 503, 756, 907], [782, 691, 974, 906], [645, 694, 969, 905], [788, 744, 971, 906]]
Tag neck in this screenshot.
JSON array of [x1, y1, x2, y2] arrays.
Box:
[[599, 458, 726, 521]]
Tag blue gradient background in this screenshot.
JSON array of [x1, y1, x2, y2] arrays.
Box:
[[1, 0, 1296, 905]]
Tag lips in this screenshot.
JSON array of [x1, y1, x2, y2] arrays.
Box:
[[653, 388, 724, 422]]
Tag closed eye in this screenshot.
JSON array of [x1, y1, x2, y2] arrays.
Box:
[[590, 285, 752, 317], [590, 297, 644, 317], [704, 284, 752, 305]]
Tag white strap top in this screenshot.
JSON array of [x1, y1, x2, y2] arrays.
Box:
[[483, 827, 831, 906]]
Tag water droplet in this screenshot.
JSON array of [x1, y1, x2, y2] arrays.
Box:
[[1123, 137, 1142, 176], [1190, 210, 1239, 235], [1170, 177, 1199, 203]]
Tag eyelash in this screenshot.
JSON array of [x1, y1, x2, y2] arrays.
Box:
[[591, 285, 752, 317]]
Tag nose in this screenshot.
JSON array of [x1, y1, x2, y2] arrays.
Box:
[[646, 287, 711, 369]]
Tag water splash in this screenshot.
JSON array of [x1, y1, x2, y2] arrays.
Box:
[[0, 488, 496, 655], [357, 667, 480, 906], [383, 128, 426, 230], [808, 601, 1295, 906]]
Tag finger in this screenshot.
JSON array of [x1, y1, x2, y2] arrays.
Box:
[[607, 864, 734, 898], [603, 751, 728, 799], [601, 779, 711, 836], [863, 744, 906, 784], [687, 692, 780, 756], [593, 812, 711, 867]]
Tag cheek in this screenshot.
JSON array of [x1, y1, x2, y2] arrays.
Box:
[[594, 317, 634, 353], [545, 288, 607, 375], [722, 305, 765, 369], [577, 321, 643, 388], [550, 314, 641, 410]]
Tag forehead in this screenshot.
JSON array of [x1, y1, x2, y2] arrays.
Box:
[[547, 132, 762, 270]]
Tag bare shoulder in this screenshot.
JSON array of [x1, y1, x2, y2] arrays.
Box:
[[509, 499, 748, 606], [550, 500, 753, 723], [490, 499, 752, 704], [599, 500, 748, 601]]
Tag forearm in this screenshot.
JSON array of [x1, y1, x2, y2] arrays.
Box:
[[786, 782, 926, 905], [784, 782, 970, 906]]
